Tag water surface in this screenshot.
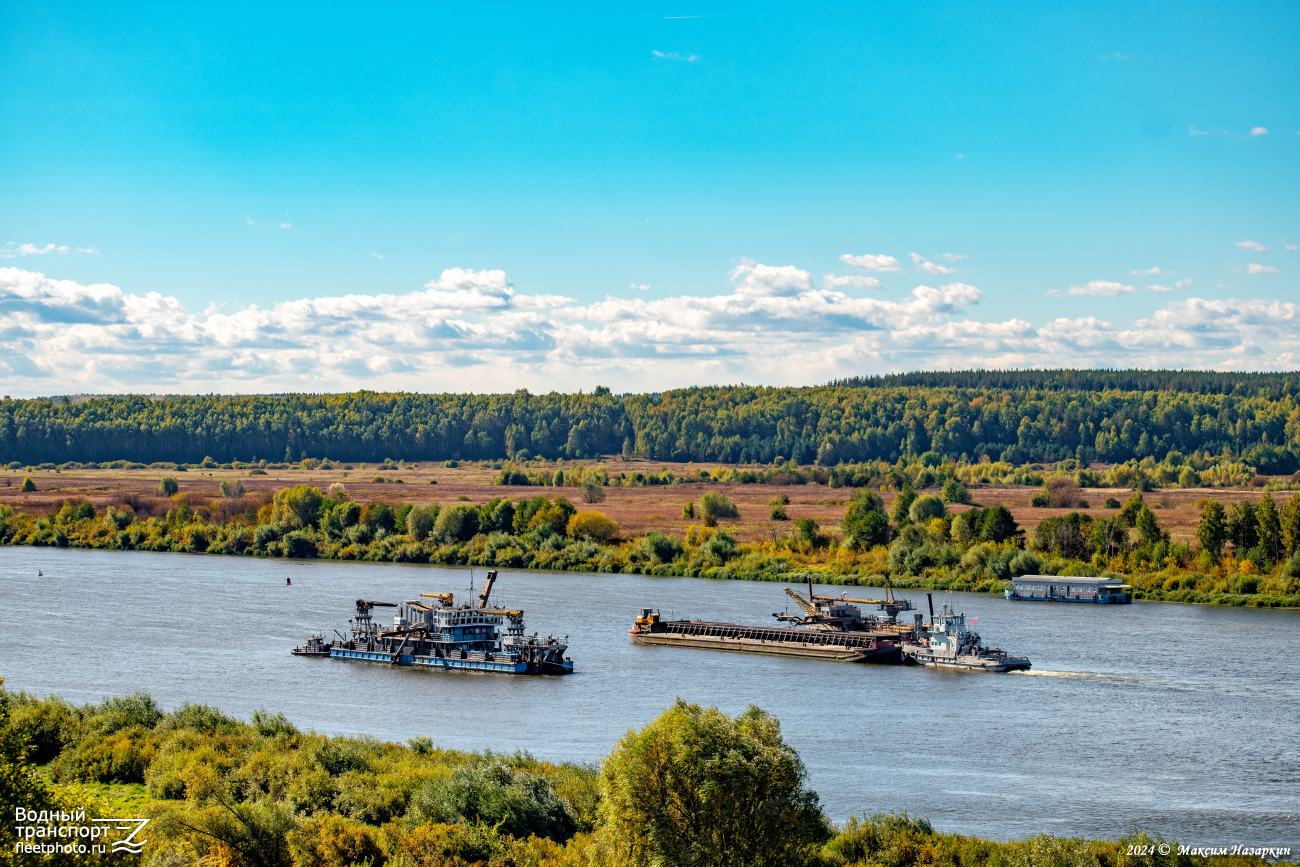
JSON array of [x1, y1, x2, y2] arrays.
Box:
[[1, 548, 1296, 846]]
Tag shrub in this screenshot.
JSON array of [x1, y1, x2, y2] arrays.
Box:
[[567, 511, 621, 543], [406, 505, 439, 541], [908, 494, 946, 523], [409, 760, 577, 842], [599, 700, 830, 866], [435, 505, 481, 542], [158, 476, 179, 496], [698, 492, 740, 520], [19, 476, 36, 492], [940, 478, 971, 505], [630, 531, 684, 565], [682, 502, 696, 519], [770, 504, 789, 521]]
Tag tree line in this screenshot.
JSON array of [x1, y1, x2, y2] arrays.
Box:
[[3, 370, 1300, 469]]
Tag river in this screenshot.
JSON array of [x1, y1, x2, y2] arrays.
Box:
[[1, 547, 1296, 846]]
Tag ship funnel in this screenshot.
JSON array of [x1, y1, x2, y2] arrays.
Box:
[[926, 593, 934, 620], [478, 570, 498, 609]]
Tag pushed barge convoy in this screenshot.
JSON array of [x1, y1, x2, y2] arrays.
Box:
[[292, 571, 573, 675], [631, 582, 1031, 673], [629, 579, 910, 664]]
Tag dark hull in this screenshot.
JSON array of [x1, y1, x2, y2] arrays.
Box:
[[631, 620, 902, 664]]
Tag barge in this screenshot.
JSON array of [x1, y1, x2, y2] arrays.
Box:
[[292, 571, 573, 675], [629, 578, 907, 663], [1006, 575, 1132, 604]]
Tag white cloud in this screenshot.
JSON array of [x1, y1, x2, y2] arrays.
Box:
[[1130, 266, 1162, 277], [728, 260, 812, 297], [0, 243, 99, 258], [651, 50, 699, 62], [940, 253, 966, 262], [1189, 126, 1228, 137], [823, 274, 884, 291], [910, 253, 957, 275], [1048, 280, 1136, 297], [247, 217, 257, 225], [1286, 244, 1299, 252], [1146, 285, 1175, 293], [1249, 127, 1268, 137], [370, 252, 384, 259], [1237, 240, 1269, 252], [2, 265, 1296, 395], [1247, 263, 1280, 275], [279, 222, 292, 229], [839, 253, 901, 273], [629, 283, 651, 292]]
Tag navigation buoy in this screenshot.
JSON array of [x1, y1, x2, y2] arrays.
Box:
[[286, 577, 292, 585]]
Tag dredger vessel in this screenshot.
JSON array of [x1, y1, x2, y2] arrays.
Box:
[[292, 571, 573, 675]]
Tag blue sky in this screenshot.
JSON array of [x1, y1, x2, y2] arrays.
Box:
[[1, 1, 1297, 395]]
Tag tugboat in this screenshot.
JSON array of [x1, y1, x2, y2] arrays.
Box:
[[292, 571, 573, 675], [901, 594, 1030, 672], [290, 634, 331, 656]]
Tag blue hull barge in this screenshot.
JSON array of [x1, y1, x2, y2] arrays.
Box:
[[1005, 575, 1132, 604], [292, 571, 573, 676]]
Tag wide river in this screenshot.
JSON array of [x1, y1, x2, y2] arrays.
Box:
[[1, 548, 1297, 846]]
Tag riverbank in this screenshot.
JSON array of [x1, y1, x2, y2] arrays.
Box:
[[2, 504, 1296, 610], [2, 684, 1284, 867]]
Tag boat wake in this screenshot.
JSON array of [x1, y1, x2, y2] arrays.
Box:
[[1013, 669, 1145, 682]]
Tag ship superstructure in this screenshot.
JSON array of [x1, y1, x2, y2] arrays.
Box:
[[900, 594, 1030, 672], [293, 571, 573, 675]]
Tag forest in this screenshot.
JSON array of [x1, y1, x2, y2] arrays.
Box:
[[0, 683, 1276, 867], [3, 370, 1300, 469]]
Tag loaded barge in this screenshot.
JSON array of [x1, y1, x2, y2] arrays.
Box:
[[292, 571, 573, 675], [629, 579, 913, 664]]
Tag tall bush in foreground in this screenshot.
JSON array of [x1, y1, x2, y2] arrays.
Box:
[[599, 698, 829, 867]]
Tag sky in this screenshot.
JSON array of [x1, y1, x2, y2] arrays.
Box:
[[1, 1, 1297, 396]]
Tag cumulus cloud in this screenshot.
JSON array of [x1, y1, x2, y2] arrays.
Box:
[[1250, 127, 1268, 137], [629, 283, 651, 292], [940, 253, 966, 262], [910, 253, 958, 275], [839, 253, 901, 273], [1247, 263, 1280, 275], [1047, 280, 1135, 297], [652, 50, 699, 62], [1130, 266, 1162, 277], [279, 222, 292, 229], [823, 274, 884, 291], [1237, 240, 1269, 252], [1286, 243, 1298, 252], [1, 265, 1296, 394]]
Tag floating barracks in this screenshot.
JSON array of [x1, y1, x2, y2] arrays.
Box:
[[1005, 575, 1132, 604]]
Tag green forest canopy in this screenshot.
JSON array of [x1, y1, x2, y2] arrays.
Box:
[[3, 370, 1300, 469]]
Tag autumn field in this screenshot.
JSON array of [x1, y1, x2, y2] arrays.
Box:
[[0, 457, 1288, 549]]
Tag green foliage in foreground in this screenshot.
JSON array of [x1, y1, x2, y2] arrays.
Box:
[[1, 684, 1277, 867]]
